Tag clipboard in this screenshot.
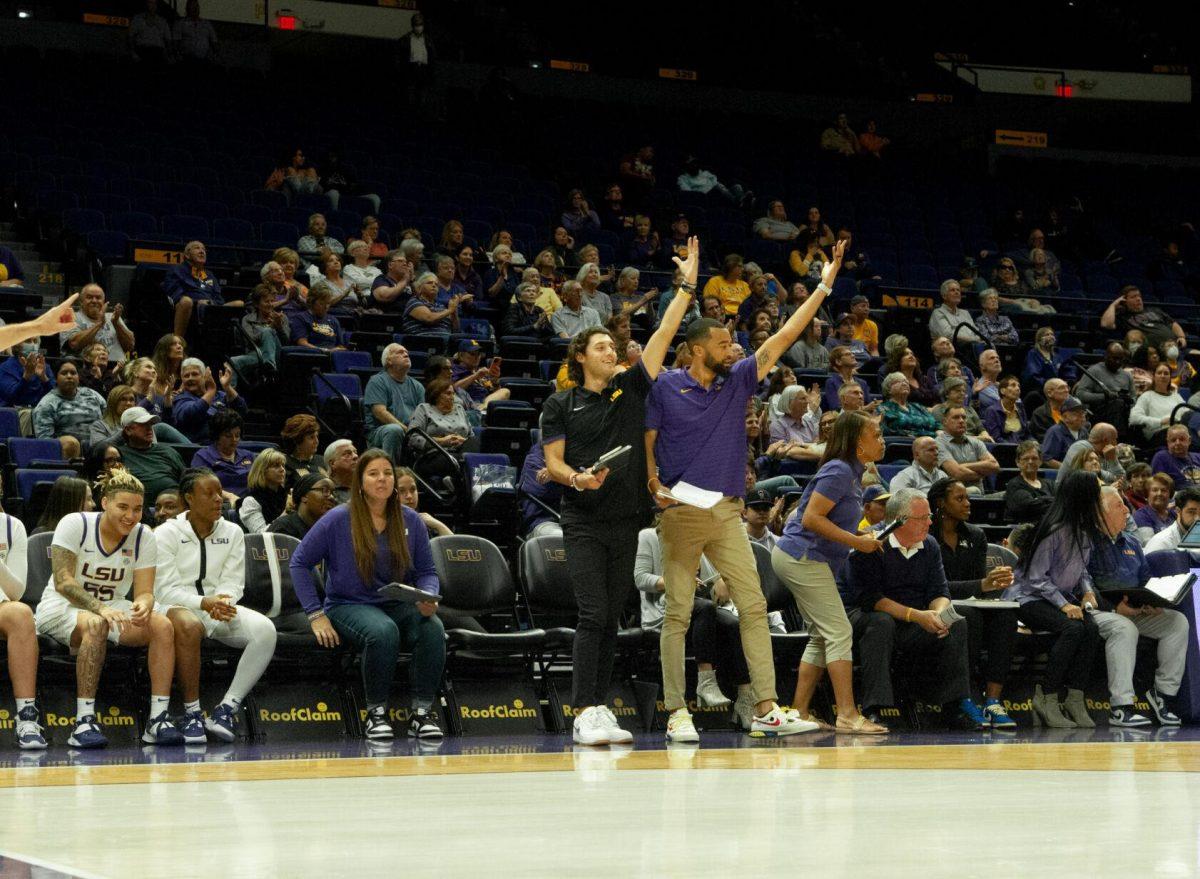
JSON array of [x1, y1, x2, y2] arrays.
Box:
[[590, 444, 631, 473], [377, 582, 441, 604]]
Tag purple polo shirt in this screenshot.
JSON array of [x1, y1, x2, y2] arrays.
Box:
[[777, 458, 864, 576], [1151, 449, 1200, 488], [646, 357, 758, 499]]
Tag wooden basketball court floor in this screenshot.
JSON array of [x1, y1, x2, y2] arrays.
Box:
[[0, 728, 1197, 878]]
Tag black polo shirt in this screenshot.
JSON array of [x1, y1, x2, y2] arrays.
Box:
[[935, 521, 988, 599], [540, 361, 652, 526]]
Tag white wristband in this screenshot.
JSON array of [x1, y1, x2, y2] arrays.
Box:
[[816, 283, 832, 296]]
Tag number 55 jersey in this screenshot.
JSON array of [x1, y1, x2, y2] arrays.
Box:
[[35, 512, 157, 646]]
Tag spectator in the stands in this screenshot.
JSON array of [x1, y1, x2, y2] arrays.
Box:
[[974, 289, 1018, 346], [407, 377, 478, 463], [163, 241, 240, 339], [291, 286, 345, 351], [860, 484, 890, 530], [362, 343, 422, 463], [932, 377, 989, 439], [60, 284, 134, 365], [1062, 447, 1103, 479], [550, 280, 601, 339], [845, 295, 879, 357], [1162, 338, 1195, 390], [257, 262, 292, 312], [927, 336, 976, 394], [928, 478, 1018, 727], [784, 318, 829, 370], [1133, 472, 1175, 544], [297, 213, 344, 256], [599, 183, 634, 233], [1024, 248, 1059, 292], [451, 340, 509, 410], [273, 248, 308, 302], [129, 0, 172, 64], [886, 346, 939, 407], [482, 244, 520, 307], [323, 439, 357, 505], [486, 231, 525, 268], [560, 189, 601, 236], [1005, 440, 1054, 523], [1076, 342, 1134, 432], [625, 215, 661, 267], [114, 407, 184, 504], [452, 245, 483, 303], [172, 359, 247, 444], [0, 342, 53, 432], [822, 345, 870, 411], [858, 119, 890, 157], [974, 349, 1003, 410], [1124, 462, 1151, 511], [438, 220, 465, 258], [655, 269, 701, 332], [268, 472, 334, 541], [231, 286, 290, 385], [610, 269, 656, 325], [403, 272, 464, 336], [278, 413, 327, 487], [879, 372, 939, 438], [929, 279, 980, 344], [32, 476, 93, 535], [502, 282, 552, 338], [577, 263, 614, 323], [265, 147, 322, 200], [33, 359, 104, 459], [768, 384, 821, 446], [1130, 363, 1184, 447], [0, 244, 25, 286], [1151, 424, 1200, 488], [82, 442, 123, 499], [89, 385, 134, 448], [370, 250, 414, 311], [432, 254, 466, 307], [237, 449, 288, 534], [788, 230, 828, 286], [352, 216, 388, 260], [676, 155, 750, 206], [1023, 326, 1075, 389], [753, 200, 801, 241], [781, 280, 833, 327], [1002, 470, 1104, 729], [735, 275, 775, 330], [1041, 396, 1089, 468], [308, 249, 356, 310], [191, 409, 255, 499], [532, 248, 563, 292], [937, 406, 1000, 495], [395, 467, 452, 540], [804, 207, 836, 248], [661, 213, 692, 265], [1128, 340, 1160, 395], [126, 355, 172, 428], [153, 489, 182, 525], [826, 314, 869, 364], [958, 257, 987, 294], [820, 113, 859, 156], [340, 240, 376, 302], [549, 227, 580, 272], [1030, 377, 1071, 439], [1063, 422, 1125, 485], [1025, 228, 1061, 275], [618, 144, 656, 207], [518, 442, 563, 539], [703, 254, 751, 316], [398, 238, 428, 275], [991, 257, 1030, 299], [79, 343, 122, 397], [981, 375, 1030, 443], [888, 436, 950, 494], [1144, 486, 1200, 557]]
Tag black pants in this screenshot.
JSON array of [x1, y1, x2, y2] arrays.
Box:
[[564, 518, 640, 708], [849, 609, 971, 709], [690, 598, 750, 693], [1015, 599, 1101, 693], [958, 606, 1018, 689]]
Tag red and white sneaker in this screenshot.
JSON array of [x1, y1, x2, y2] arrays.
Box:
[[750, 703, 821, 737]]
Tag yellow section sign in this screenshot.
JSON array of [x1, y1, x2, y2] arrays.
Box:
[[133, 247, 184, 265], [659, 68, 698, 81], [549, 59, 590, 72], [995, 129, 1048, 148]]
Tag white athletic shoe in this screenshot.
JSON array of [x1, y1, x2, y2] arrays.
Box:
[[572, 706, 611, 746], [665, 708, 700, 743], [596, 705, 633, 744], [750, 703, 821, 737]]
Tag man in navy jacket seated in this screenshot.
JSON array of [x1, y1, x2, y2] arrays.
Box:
[[841, 487, 985, 730], [161, 241, 244, 340]]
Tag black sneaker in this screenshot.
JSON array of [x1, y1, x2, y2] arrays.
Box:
[[1109, 706, 1152, 728], [364, 708, 394, 740], [1144, 688, 1182, 726], [408, 709, 444, 739]]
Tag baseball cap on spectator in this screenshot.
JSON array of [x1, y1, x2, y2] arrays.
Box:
[[863, 485, 890, 504], [961, 256, 979, 271], [745, 489, 773, 509], [1060, 396, 1084, 413], [849, 295, 869, 307], [292, 472, 326, 507], [836, 313, 853, 326], [672, 212, 689, 224], [458, 339, 482, 354], [120, 406, 159, 427]]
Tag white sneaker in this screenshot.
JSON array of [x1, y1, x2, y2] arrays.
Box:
[[733, 690, 755, 731], [695, 675, 732, 708], [597, 706, 633, 744], [666, 708, 700, 743], [750, 703, 821, 737], [572, 706, 612, 746]]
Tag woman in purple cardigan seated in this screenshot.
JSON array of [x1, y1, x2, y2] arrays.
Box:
[[290, 448, 445, 741], [981, 374, 1031, 443]]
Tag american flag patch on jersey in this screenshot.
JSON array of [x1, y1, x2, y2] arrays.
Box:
[[121, 548, 133, 558]]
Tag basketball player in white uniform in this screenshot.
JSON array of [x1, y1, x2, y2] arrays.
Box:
[[0, 496, 44, 748], [35, 471, 183, 748]]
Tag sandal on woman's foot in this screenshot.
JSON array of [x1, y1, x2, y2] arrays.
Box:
[[797, 713, 833, 731], [835, 713, 888, 735]]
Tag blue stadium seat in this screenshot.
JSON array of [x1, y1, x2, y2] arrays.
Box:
[[214, 217, 255, 242], [180, 201, 230, 221], [161, 215, 211, 241], [111, 211, 159, 238], [330, 351, 373, 373], [15, 469, 77, 503], [0, 408, 20, 440], [250, 189, 288, 211], [8, 438, 64, 468], [62, 208, 106, 235], [86, 230, 129, 260], [84, 193, 130, 214], [313, 373, 363, 406]]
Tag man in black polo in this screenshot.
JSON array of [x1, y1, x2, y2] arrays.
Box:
[[540, 236, 699, 747]]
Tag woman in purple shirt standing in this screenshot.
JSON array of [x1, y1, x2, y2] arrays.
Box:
[[290, 448, 445, 741], [771, 411, 888, 734], [1003, 469, 1104, 728]]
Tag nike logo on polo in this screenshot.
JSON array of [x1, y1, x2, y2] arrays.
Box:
[[679, 388, 692, 394], [572, 406, 586, 411]]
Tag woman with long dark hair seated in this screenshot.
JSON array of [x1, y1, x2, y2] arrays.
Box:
[[290, 449, 445, 741], [32, 476, 93, 535], [1003, 469, 1104, 728]]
